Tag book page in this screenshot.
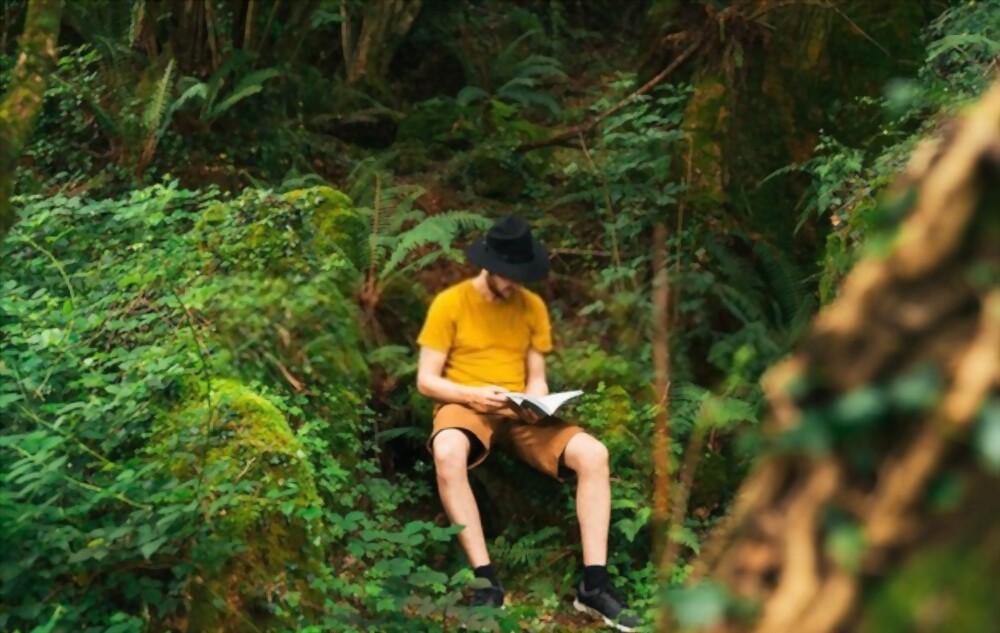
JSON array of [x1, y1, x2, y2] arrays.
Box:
[[537, 390, 583, 415], [502, 390, 583, 417]]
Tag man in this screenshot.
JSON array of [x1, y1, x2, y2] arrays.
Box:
[[416, 216, 641, 632]]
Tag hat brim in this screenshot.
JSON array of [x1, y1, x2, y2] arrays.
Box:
[[466, 236, 550, 283]]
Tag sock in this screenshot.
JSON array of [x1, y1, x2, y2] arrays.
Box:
[[473, 563, 500, 588], [583, 565, 609, 591]]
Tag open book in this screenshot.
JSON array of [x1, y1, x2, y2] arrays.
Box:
[[501, 390, 583, 419]]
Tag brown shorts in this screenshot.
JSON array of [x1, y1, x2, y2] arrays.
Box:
[[427, 404, 584, 480]]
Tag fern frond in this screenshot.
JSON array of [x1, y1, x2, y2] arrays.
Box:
[[669, 381, 710, 404], [142, 58, 175, 138], [380, 211, 490, 280], [456, 86, 489, 107], [698, 395, 757, 429], [511, 54, 568, 80], [494, 30, 540, 76], [170, 78, 209, 114], [128, 0, 146, 46], [210, 68, 280, 119]]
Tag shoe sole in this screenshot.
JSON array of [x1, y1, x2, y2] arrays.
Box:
[[573, 598, 638, 632]]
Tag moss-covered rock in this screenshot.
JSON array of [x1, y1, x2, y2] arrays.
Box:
[[185, 185, 370, 453], [281, 186, 368, 271], [195, 185, 369, 277], [149, 378, 322, 633]]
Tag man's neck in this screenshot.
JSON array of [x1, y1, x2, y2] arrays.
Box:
[[472, 272, 503, 302]]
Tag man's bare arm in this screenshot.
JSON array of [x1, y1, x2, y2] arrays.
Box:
[[524, 348, 549, 397], [416, 346, 507, 411]]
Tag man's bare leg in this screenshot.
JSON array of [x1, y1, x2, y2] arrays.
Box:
[[432, 429, 490, 567], [563, 433, 611, 565]]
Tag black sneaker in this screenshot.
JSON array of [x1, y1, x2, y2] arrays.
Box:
[[573, 581, 642, 632], [469, 583, 505, 609]]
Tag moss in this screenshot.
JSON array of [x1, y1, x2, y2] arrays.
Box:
[[194, 185, 368, 277], [150, 378, 322, 632], [0, 0, 63, 236], [682, 75, 729, 205], [858, 537, 1000, 633], [188, 184, 370, 426], [281, 185, 368, 270]]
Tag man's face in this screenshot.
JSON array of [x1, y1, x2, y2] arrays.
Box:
[[486, 272, 519, 300]]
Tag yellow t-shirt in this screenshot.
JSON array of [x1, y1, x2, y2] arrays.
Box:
[[417, 279, 552, 392]]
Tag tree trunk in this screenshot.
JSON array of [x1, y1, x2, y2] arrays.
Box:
[[341, 0, 421, 87], [693, 82, 1000, 633], [0, 0, 62, 240], [652, 221, 673, 565]]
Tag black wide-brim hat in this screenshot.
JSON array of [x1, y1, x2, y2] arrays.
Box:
[[466, 216, 550, 283]]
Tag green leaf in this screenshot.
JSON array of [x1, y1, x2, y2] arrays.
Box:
[[210, 68, 280, 118], [373, 557, 413, 577], [826, 523, 866, 572], [974, 399, 1000, 473], [456, 86, 489, 107], [0, 393, 23, 408], [830, 387, 887, 430], [407, 570, 449, 588], [140, 537, 168, 560], [668, 582, 729, 628]]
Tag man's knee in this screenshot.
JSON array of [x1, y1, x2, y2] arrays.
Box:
[[565, 433, 609, 473], [432, 429, 471, 475]]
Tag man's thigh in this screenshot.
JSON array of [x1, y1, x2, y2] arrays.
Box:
[[505, 417, 584, 481], [427, 404, 501, 469]]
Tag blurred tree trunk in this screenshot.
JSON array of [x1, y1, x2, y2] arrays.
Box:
[[652, 221, 673, 564], [0, 0, 62, 240], [691, 83, 1000, 633], [340, 0, 421, 86]]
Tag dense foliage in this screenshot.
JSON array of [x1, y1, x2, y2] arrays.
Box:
[[2, 0, 997, 631]]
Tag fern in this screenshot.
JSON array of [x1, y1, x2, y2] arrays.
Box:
[[668, 524, 701, 555], [381, 211, 491, 280], [453, 28, 566, 117], [173, 58, 280, 125], [142, 58, 174, 140], [492, 30, 541, 82], [491, 526, 562, 569], [211, 68, 281, 118], [127, 0, 146, 47]]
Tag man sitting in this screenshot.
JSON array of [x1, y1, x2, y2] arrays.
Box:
[[416, 216, 642, 631]]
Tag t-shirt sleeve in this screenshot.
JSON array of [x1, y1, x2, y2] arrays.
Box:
[[417, 292, 455, 352], [528, 295, 553, 353]]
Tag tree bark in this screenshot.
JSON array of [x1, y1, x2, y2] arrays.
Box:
[[0, 0, 62, 240], [693, 82, 1000, 633], [341, 0, 421, 87], [652, 221, 673, 566]]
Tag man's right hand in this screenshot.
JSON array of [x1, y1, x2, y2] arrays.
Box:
[[464, 385, 508, 413]]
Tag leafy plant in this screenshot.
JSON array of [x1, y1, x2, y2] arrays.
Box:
[[173, 57, 281, 129]]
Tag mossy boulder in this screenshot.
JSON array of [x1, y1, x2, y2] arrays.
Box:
[[185, 185, 370, 446], [195, 185, 368, 276], [149, 378, 322, 632]]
